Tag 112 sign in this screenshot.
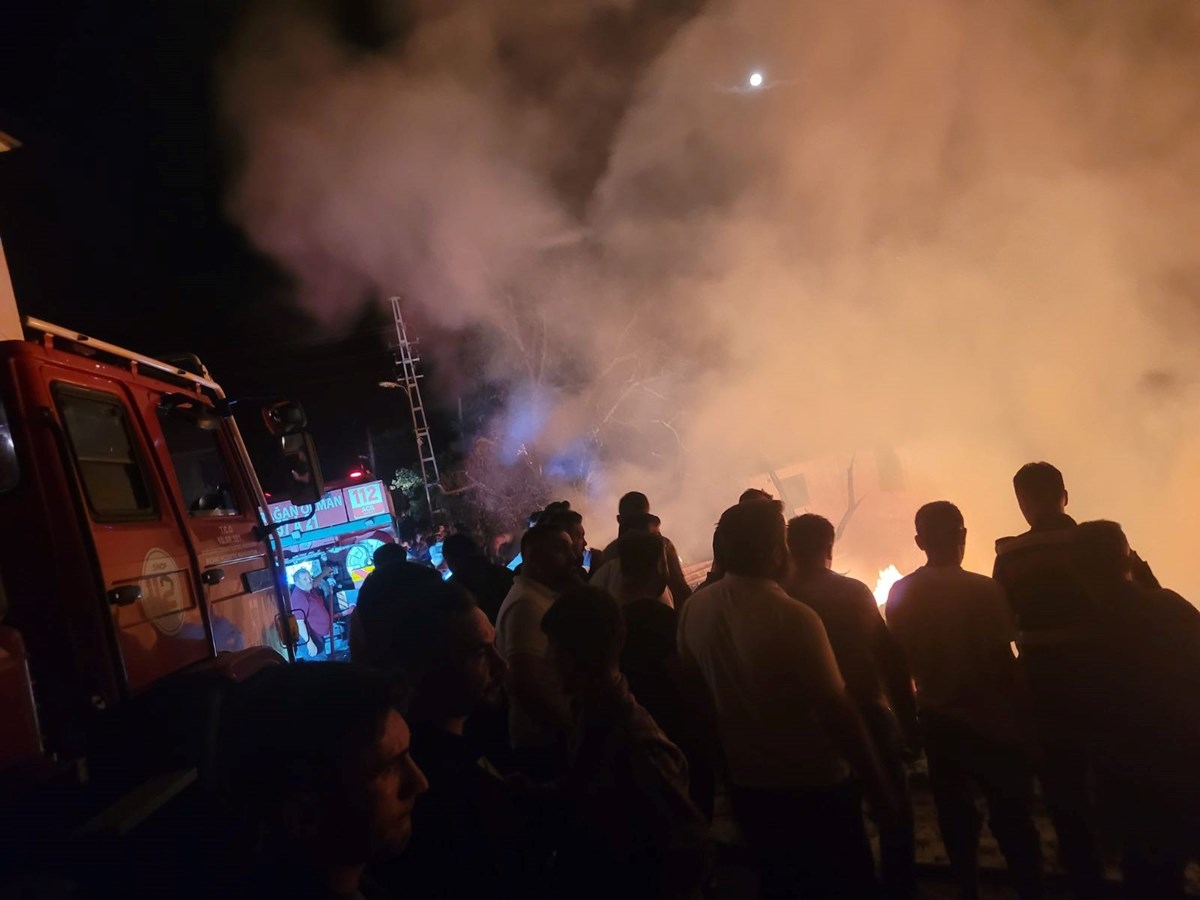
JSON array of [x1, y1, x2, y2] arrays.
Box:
[[346, 481, 387, 519]]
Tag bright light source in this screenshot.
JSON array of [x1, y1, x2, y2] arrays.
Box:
[[873, 565, 904, 609], [348, 470, 365, 479], [748, 71, 764, 88]]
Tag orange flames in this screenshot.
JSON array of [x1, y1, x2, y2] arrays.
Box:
[[872, 564, 903, 609]]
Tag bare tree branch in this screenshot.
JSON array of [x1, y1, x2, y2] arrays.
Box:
[[834, 455, 864, 542]]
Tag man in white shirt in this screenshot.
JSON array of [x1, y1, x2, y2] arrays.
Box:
[[677, 499, 894, 898], [495, 522, 580, 777], [887, 501, 1043, 900]]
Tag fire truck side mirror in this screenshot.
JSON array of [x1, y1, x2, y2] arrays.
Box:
[[262, 400, 308, 436], [276, 612, 300, 647], [280, 431, 324, 507]]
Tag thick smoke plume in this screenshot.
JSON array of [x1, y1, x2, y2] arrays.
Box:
[[222, 0, 1200, 601]]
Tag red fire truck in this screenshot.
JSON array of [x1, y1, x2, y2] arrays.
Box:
[[0, 239, 326, 863]]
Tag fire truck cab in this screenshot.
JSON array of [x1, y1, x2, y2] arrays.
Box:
[[0, 306, 322, 834]]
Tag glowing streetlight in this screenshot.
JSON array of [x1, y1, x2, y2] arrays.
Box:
[[748, 71, 764, 88]]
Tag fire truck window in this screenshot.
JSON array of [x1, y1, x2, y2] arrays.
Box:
[[55, 389, 155, 519], [157, 409, 241, 517]]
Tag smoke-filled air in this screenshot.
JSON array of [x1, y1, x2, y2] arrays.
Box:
[[220, 0, 1200, 602]]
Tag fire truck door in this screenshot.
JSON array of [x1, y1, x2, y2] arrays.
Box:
[[48, 377, 209, 693], [152, 405, 282, 658]]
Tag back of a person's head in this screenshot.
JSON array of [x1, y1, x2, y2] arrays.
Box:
[[521, 521, 570, 558], [1070, 520, 1131, 584], [710, 525, 724, 569], [441, 532, 482, 565], [717, 499, 786, 578], [540, 500, 582, 531], [617, 491, 651, 518], [354, 562, 447, 669], [541, 585, 626, 674], [915, 501, 965, 552], [618, 511, 661, 535], [786, 514, 835, 561], [1012, 461, 1065, 502], [373, 542, 408, 570], [739, 487, 774, 504], [219, 663, 400, 830], [619, 532, 667, 583], [385, 582, 477, 682]]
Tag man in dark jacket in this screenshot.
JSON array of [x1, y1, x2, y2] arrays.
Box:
[[1069, 521, 1200, 898], [541, 585, 709, 900], [993, 462, 1157, 897], [786, 513, 918, 899]]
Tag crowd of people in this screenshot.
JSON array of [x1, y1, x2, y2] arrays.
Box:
[[215, 462, 1199, 899]]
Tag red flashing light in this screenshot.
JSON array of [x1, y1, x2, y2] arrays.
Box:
[[348, 469, 365, 479]]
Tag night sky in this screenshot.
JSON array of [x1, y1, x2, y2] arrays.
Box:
[[1, 0, 442, 481]]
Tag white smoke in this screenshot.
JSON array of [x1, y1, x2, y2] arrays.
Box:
[[221, 0, 1200, 600]]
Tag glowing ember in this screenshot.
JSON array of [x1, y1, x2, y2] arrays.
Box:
[[872, 565, 903, 608]]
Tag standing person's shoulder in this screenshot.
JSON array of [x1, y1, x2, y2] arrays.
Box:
[[953, 568, 1009, 611], [770, 582, 828, 632], [1143, 587, 1200, 627], [829, 570, 878, 611], [994, 533, 1020, 556], [488, 561, 515, 590], [589, 558, 621, 591], [884, 569, 919, 616], [686, 574, 726, 602], [955, 566, 1002, 590], [495, 579, 552, 657], [495, 577, 529, 627], [677, 577, 717, 622]]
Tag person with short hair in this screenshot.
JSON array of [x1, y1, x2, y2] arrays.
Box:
[[216, 663, 429, 899], [889, 501, 1043, 900], [591, 529, 673, 607], [495, 523, 580, 776], [1068, 521, 1200, 897], [992, 462, 1155, 896], [785, 513, 918, 899], [541, 586, 709, 900], [602, 492, 655, 554], [349, 557, 445, 669], [539, 501, 588, 572], [738, 487, 773, 503], [596, 492, 692, 606], [372, 542, 408, 571], [366, 582, 542, 899], [441, 532, 514, 624], [678, 499, 894, 897], [290, 566, 333, 659]]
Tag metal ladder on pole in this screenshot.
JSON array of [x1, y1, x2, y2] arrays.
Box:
[[388, 296, 441, 513]]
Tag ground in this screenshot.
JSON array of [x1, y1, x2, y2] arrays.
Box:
[[709, 760, 1200, 898]]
